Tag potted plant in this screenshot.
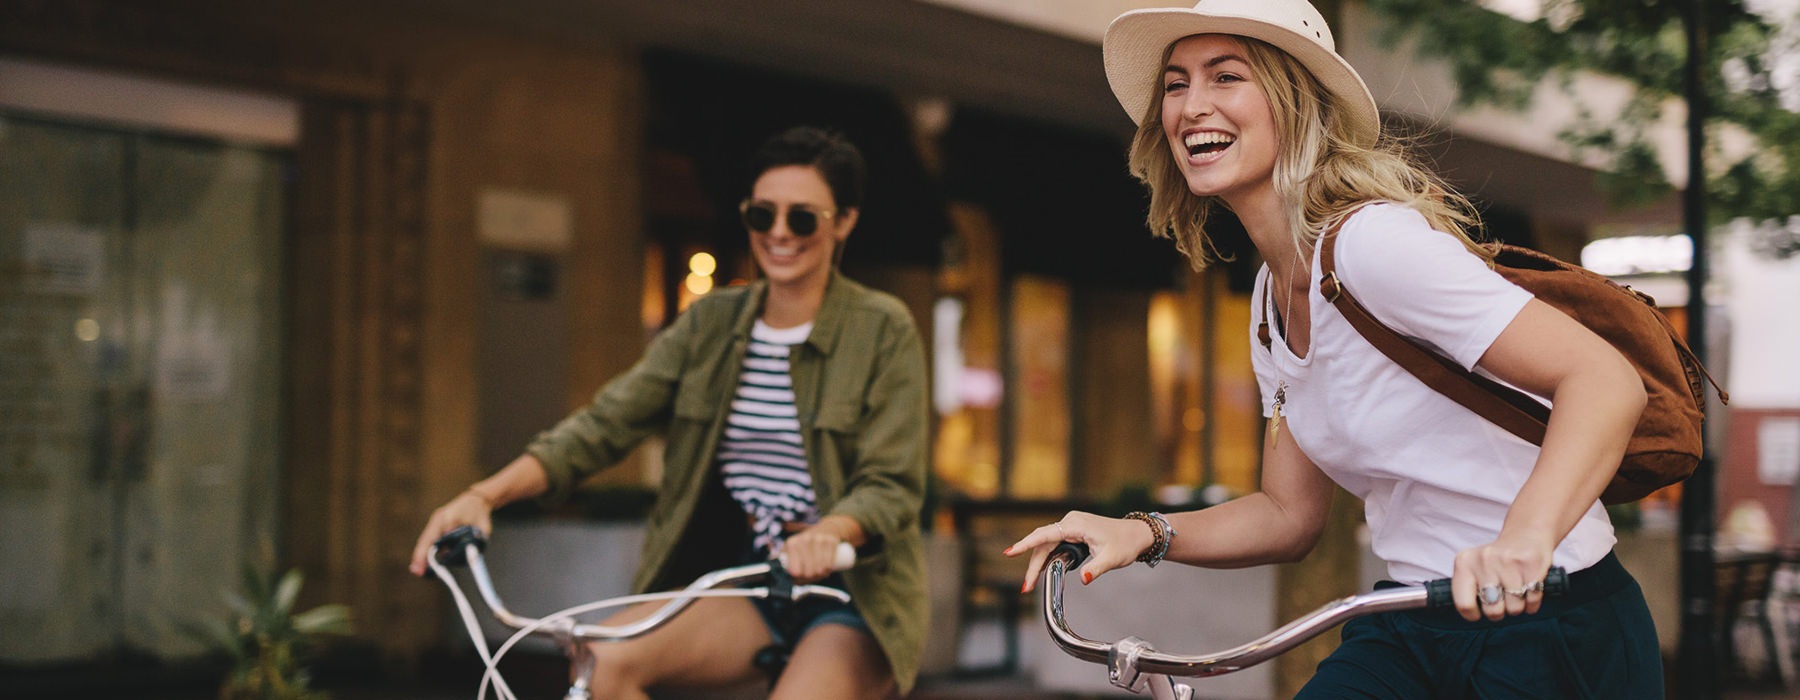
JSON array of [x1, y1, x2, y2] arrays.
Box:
[[190, 564, 354, 700]]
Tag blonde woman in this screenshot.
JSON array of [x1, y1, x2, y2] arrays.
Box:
[[1007, 1, 1661, 696]]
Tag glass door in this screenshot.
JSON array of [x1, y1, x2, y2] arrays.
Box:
[[0, 113, 287, 664]]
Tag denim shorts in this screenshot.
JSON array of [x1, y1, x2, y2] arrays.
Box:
[[1296, 552, 1663, 699], [749, 571, 871, 648], [738, 529, 871, 648]]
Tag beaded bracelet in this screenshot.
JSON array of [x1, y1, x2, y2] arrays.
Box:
[[1148, 511, 1178, 544], [1124, 511, 1173, 567]]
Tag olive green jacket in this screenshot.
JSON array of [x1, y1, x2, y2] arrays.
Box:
[[525, 273, 929, 692]]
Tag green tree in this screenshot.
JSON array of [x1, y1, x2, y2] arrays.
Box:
[[1364, 0, 1800, 224]]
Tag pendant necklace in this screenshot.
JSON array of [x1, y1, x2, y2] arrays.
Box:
[[1269, 265, 1298, 444]]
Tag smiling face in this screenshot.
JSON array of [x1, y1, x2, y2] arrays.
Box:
[[1160, 34, 1280, 213], [745, 164, 853, 291]]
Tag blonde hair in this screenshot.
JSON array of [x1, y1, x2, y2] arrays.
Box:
[[1128, 36, 1488, 270]]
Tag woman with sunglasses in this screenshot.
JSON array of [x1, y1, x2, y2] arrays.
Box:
[[1006, 1, 1661, 697], [409, 126, 927, 699]]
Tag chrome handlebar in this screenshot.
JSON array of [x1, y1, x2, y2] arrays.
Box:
[[1040, 542, 1565, 694]]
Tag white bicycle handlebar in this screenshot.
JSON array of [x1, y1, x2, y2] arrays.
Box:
[[425, 525, 856, 700], [431, 526, 852, 641]]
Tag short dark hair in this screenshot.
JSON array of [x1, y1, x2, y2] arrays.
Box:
[[748, 126, 866, 210]]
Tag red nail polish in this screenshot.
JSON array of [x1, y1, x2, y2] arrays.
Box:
[[1082, 571, 1093, 585], [1020, 582, 1029, 594]]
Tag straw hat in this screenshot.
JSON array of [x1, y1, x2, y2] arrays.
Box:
[[1103, 0, 1380, 147]]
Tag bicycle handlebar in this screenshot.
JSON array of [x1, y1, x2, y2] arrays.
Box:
[[428, 525, 856, 642], [1041, 542, 1566, 688]]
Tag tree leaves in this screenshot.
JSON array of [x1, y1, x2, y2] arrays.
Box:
[[1364, 0, 1795, 223]]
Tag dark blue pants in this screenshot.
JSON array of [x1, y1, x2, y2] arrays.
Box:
[[1296, 552, 1663, 699]]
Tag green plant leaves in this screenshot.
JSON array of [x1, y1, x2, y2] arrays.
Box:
[[290, 605, 354, 636], [273, 569, 303, 620], [194, 564, 355, 700]]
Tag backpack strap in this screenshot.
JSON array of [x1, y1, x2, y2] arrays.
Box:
[[1318, 218, 1553, 446]]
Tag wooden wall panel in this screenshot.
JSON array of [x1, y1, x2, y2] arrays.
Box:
[[288, 98, 431, 655]]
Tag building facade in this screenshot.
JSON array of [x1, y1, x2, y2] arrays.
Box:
[[1, 0, 1737, 694]]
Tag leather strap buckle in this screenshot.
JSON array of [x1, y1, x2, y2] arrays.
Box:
[[1320, 272, 1343, 303]]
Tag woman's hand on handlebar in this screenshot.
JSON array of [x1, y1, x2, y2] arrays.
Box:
[[781, 527, 847, 584], [781, 514, 865, 583], [1450, 534, 1554, 622], [1005, 511, 1154, 594], [409, 490, 494, 577], [410, 455, 550, 577]]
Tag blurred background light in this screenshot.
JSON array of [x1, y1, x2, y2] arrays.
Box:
[[1581, 234, 1694, 276]]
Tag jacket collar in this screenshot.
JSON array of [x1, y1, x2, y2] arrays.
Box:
[[730, 270, 857, 355]]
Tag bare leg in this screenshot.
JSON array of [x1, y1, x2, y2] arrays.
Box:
[[582, 596, 774, 700], [767, 623, 894, 700]]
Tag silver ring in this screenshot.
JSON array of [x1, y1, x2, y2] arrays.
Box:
[[1479, 585, 1503, 606], [1507, 580, 1544, 598], [1055, 522, 1068, 540]]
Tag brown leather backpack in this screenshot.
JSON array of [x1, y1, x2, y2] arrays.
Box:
[[1303, 227, 1728, 504]]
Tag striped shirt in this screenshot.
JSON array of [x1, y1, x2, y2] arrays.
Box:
[[721, 319, 817, 555]]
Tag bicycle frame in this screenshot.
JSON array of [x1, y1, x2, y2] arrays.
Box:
[[427, 526, 853, 700], [1038, 542, 1566, 700]]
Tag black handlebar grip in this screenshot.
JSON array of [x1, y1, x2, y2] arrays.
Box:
[[432, 525, 488, 567], [1424, 577, 1456, 609], [1423, 566, 1568, 609], [1050, 541, 1091, 569], [1543, 566, 1568, 597]]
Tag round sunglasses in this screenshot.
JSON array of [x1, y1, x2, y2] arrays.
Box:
[[739, 199, 836, 237]]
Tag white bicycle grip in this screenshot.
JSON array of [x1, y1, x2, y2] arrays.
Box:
[[778, 541, 857, 572], [832, 541, 856, 571]]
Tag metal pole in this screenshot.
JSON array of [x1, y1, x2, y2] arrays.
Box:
[[1676, 0, 1718, 696]]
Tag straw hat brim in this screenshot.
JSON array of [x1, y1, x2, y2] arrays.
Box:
[[1103, 8, 1380, 147]]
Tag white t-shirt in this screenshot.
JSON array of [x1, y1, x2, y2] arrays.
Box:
[[1249, 203, 1614, 583]]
